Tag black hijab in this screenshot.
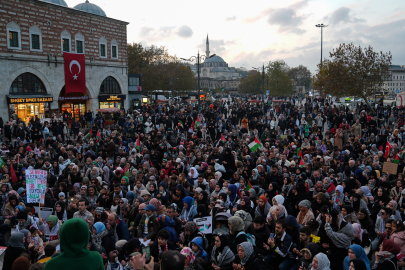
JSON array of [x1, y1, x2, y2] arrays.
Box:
[[215, 234, 232, 254]]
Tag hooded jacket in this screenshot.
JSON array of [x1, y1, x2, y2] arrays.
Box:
[[43, 218, 104, 270], [191, 237, 209, 262], [157, 215, 178, 243]]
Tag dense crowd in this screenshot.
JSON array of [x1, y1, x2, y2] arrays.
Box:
[[0, 95, 404, 270]]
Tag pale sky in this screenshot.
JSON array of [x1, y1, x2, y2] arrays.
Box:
[[67, 0, 405, 74]]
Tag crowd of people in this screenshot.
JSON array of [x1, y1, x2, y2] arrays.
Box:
[[0, 94, 404, 270]]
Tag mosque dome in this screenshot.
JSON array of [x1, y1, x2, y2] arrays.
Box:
[[204, 55, 225, 63], [41, 0, 68, 7], [73, 0, 106, 16]]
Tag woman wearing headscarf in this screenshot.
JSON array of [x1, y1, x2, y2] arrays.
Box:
[[339, 205, 359, 226], [264, 182, 280, 201], [309, 252, 330, 270], [272, 194, 292, 215], [254, 195, 271, 218], [232, 242, 260, 270], [197, 191, 209, 209], [371, 187, 390, 219], [297, 200, 315, 226], [332, 185, 351, 212], [211, 234, 235, 270], [311, 192, 331, 217], [247, 188, 258, 207], [291, 182, 310, 216], [235, 196, 254, 217], [373, 239, 401, 270], [91, 222, 107, 254], [187, 167, 199, 185], [220, 148, 236, 172], [343, 244, 370, 270], [3, 232, 25, 270], [228, 216, 247, 254], [53, 201, 68, 222], [149, 198, 166, 216], [227, 184, 240, 208], [179, 197, 197, 223], [181, 247, 204, 270], [351, 223, 370, 248], [349, 259, 367, 270]]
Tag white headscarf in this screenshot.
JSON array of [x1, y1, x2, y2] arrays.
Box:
[[273, 195, 285, 206], [188, 167, 198, 178]]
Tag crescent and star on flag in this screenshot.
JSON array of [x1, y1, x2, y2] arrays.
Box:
[[69, 60, 81, 80]]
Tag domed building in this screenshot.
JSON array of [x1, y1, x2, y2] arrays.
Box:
[[41, 0, 68, 6], [73, 0, 106, 16], [198, 35, 241, 92]]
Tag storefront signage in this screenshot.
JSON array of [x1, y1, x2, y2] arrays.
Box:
[[98, 95, 126, 102], [58, 96, 89, 101], [8, 96, 53, 104]]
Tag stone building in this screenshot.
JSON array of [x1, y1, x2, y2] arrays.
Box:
[[0, 0, 129, 123]]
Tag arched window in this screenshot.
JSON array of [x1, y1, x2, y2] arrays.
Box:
[[29, 26, 42, 52], [75, 32, 85, 53], [61, 30, 71, 52], [111, 39, 118, 59], [10, 73, 46, 94], [100, 76, 121, 94], [99, 37, 107, 58], [7, 22, 21, 50]]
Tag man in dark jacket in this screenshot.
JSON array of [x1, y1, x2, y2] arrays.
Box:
[[103, 136, 115, 161], [264, 220, 295, 270], [107, 212, 130, 241]]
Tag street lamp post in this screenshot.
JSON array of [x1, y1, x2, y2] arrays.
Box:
[[315, 23, 328, 68], [181, 52, 215, 113], [253, 64, 268, 98]]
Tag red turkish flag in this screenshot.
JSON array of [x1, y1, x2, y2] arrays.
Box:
[[64, 52, 86, 94]]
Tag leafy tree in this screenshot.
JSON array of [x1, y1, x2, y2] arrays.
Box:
[[127, 43, 196, 95], [238, 71, 262, 94], [266, 61, 293, 96], [288, 65, 312, 91], [312, 43, 392, 111]]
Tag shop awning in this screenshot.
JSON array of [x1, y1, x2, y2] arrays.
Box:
[[7, 95, 54, 104]]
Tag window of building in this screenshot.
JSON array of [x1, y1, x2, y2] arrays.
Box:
[[29, 26, 42, 52], [10, 72, 46, 94], [99, 37, 107, 58], [61, 30, 71, 52], [75, 33, 85, 53], [100, 76, 121, 94], [129, 77, 140, 86], [111, 39, 118, 59], [7, 22, 21, 50]]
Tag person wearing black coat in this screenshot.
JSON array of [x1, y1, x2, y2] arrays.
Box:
[[3, 232, 26, 270], [220, 148, 236, 172], [246, 216, 271, 256]]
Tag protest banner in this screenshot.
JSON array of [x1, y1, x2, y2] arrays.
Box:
[[193, 216, 212, 234], [383, 162, 398, 175], [26, 169, 47, 204]]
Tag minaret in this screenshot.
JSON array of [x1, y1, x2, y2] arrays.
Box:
[[206, 34, 210, 57]]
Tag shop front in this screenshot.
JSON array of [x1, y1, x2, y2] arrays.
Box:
[[7, 95, 53, 123], [99, 95, 126, 109], [58, 96, 89, 121]]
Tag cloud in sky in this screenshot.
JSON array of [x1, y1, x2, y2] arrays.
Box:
[[176, 25, 193, 38], [66, 0, 405, 73]]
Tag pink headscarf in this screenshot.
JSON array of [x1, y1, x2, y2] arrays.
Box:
[[149, 198, 162, 212], [352, 223, 363, 242], [180, 247, 195, 266]]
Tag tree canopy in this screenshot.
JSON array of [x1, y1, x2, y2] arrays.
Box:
[[238, 71, 262, 94], [127, 43, 197, 96], [266, 60, 294, 96], [312, 43, 392, 100]]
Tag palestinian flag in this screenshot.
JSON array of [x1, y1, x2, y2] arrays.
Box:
[[83, 129, 91, 142], [136, 134, 141, 151], [393, 153, 400, 164], [178, 120, 184, 128], [248, 137, 262, 152], [96, 130, 100, 143], [10, 165, 17, 183], [0, 157, 5, 169], [195, 116, 200, 128], [245, 180, 253, 191], [299, 157, 305, 167], [296, 147, 302, 157], [221, 134, 226, 142]]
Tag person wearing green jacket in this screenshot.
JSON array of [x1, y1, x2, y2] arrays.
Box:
[[43, 218, 104, 270]]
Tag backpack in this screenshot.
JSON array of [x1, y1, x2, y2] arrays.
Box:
[[236, 231, 256, 246]]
